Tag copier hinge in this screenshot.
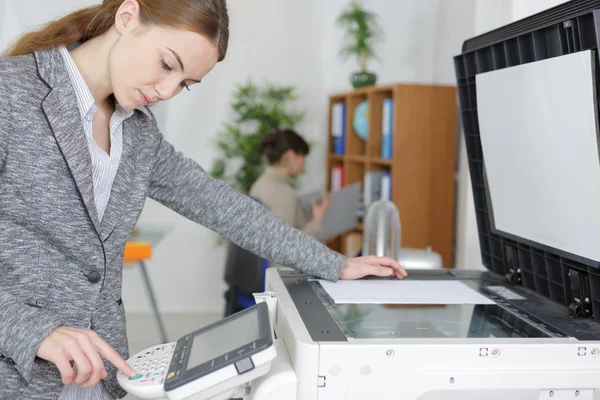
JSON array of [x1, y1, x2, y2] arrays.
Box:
[[568, 269, 593, 318]]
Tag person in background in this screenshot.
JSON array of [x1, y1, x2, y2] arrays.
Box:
[[250, 128, 330, 240]]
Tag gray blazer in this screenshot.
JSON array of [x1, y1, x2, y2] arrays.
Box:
[[0, 48, 345, 399]]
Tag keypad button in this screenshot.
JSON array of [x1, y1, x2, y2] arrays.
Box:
[[235, 358, 254, 374]]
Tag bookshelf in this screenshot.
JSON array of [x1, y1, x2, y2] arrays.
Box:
[[326, 83, 458, 268]]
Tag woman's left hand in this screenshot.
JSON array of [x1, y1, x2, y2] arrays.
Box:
[[339, 255, 407, 280]]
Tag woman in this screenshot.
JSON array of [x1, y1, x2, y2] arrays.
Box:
[[0, 1, 406, 399], [250, 128, 329, 240]]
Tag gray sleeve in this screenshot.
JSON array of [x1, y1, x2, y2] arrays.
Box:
[[0, 290, 65, 382], [147, 133, 345, 281]]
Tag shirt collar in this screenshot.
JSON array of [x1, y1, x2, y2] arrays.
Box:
[[58, 46, 152, 121]]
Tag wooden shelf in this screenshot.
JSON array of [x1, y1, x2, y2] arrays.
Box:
[[325, 83, 458, 266], [369, 157, 393, 166], [327, 154, 368, 163], [345, 155, 367, 163]]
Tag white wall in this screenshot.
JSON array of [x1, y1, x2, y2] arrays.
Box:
[[0, 0, 99, 51], [322, 0, 477, 93], [512, 0, 569, 21]]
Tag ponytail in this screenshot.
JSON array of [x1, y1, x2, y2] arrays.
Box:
[[4, 0, 229, 61], [4, 3, 120, 56], [258, 128, 310, 165]]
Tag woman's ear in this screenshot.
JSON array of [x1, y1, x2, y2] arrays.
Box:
[[281, 149, 294, 164], [114, 0, 141, 34]]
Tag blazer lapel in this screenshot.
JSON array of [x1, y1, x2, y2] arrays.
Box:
[[34, 49, 101, 232], [99, 116, 139, 241]]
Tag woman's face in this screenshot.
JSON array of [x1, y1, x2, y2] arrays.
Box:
[[288, 152, 306, 176], [108, 0, 219, 110]]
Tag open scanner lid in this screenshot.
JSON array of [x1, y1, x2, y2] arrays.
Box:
[[454, 0, 600, 324]]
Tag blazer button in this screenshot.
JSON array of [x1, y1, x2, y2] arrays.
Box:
[[87, 271, 101, 284], [5, 358, 14, 366]]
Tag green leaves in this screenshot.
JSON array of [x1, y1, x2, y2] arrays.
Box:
[[209, 79, 305, 195], [337, 0, 382, 72], [209, 158, 226, 180]]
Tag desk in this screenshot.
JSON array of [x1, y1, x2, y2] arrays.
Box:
[[125, 225, 171, 342]]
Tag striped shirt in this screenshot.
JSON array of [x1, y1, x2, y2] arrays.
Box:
[[57, 46, 149, 399], [58, 46, 150, 221]]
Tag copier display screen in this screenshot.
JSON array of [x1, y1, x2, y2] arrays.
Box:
[[186, 309, 260, 370]]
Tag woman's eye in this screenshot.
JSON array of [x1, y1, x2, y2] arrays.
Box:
[[161, 59, 172, 71]]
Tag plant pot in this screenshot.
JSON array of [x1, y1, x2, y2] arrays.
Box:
[[351, 71, 377, 88]]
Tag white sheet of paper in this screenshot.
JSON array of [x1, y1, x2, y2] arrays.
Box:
[[318, 280, 495, 305]]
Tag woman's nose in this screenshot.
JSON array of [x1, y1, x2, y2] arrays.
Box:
[[156, 79, 182, 100]]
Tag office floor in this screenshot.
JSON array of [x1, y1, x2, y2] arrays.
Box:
[[123, 312, 221, 400]]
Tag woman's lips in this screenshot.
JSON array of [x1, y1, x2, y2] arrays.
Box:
[[139, 90, 150, 106]]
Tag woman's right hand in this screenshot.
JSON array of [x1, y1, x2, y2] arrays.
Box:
[[310, 194, 331, 222], [37, 326, 136, 388]]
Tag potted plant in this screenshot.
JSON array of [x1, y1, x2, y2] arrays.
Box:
[[337, 0, 383, 88], [210, 79, 305, 195]]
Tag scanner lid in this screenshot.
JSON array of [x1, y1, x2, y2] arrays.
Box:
[[454, 0, 600, 323]]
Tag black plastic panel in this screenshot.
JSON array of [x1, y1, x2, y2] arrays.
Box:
[[280, 271, 347, 342], [461, 1, 600, 53], [455, 3, 600, 322]]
